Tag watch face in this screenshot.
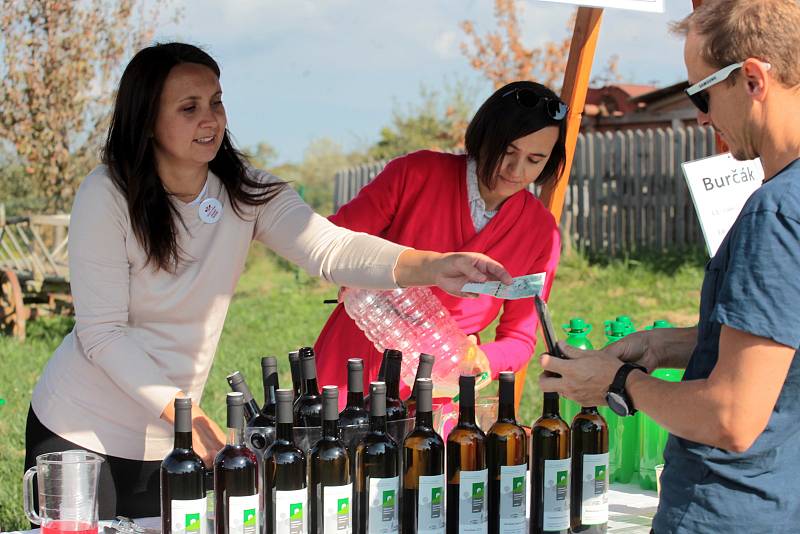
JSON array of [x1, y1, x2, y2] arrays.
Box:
[[606, 391, 629, 417]]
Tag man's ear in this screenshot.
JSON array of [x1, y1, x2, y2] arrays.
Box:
[[742, 59, 770, 101]]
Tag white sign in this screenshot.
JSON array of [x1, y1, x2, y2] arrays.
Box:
[[682, 153, 764, 256], [538, 0, 664, 13]]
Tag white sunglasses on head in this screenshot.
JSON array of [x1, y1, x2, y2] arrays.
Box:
[[685, 60, 771, 114]]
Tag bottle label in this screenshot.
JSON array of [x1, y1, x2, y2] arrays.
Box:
[[170, 497, 207, 534], [323, 483, 353, 533], [458, 469, 488, 533], [275, 488, 307, 534], [367, 476, 399, 533], [417, 474, 445, 534], [580, 453, 609, 525], [499, 464, 527, 532], [542, 458, 571, 531], [227, 495, 259, 534]]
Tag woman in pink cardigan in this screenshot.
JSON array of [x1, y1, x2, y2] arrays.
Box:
[[315, 81, 566, 396]]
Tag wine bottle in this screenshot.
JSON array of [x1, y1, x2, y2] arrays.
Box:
[[261, 356, 279, 425], [354, 382, 400, 534], [402, 378, 444, 534], [339, 359, 369, 429], [384, 350, 407, 422], [405, 353, 434, 418], [446, 375, 488, 534], [226, 371, 269, 426], [288, 350, 302, 400], [293, 347, 323, 427], [570, 406, 609, 533], [213, 392, 260, 534], [161, 397, 207, 534], [265, 389, 307, 534], [486, 372, 527, 534], [530, 392, 571, 534], [309, 386, 353, 534]]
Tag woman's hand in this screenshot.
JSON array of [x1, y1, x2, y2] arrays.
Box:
[[190, 404, 227, 467], [161, 392, 226, 467], [394, 250, 512, 297]]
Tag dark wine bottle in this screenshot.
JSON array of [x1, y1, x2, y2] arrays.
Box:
[[402, 378, 445, 534], [213, 392, 260, 534], [570, 406, 609, 533], [339, 358, 369, 428], [446, 375, 488, 534], [486, 372, 527, 534], [530, 392, 571, 534], [405, 353, 434, 418], [354, 382, 400, 534], [161, 397, 206, 534], [384, 349, 408, 422], [288, 350, 302, 400], [226, 371, 269, 427], [365, 348, 394, 410], [260, 356, 279, 424], [309, 386, 352, 534], [265, 389, 307, 534], [293, 347, 323, 427]]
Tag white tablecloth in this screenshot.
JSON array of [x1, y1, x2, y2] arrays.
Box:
[[5, 483, 657, 534]]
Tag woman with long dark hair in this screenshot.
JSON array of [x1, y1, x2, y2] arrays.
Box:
[[315, 80, 566, 396], [24, 42, 511, 517]]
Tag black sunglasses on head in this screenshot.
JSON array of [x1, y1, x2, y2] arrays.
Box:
[[502, 88, 568, 121]]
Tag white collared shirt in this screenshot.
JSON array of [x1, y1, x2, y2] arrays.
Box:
[[466, 158, 497, 232]]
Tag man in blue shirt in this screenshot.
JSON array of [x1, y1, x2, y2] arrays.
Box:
[[539, 1, 800, 532]]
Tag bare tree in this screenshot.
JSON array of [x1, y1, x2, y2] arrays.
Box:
[[0, 0, 178, 212]]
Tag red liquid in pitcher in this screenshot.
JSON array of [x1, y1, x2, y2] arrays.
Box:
[[42, 520, 97, 534]]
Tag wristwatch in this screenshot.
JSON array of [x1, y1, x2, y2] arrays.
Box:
[[606, 363, 648, 416]]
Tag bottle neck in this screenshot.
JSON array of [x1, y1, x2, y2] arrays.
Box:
[[386, 378, 400, 399], [174, 430, 193, 450], [346, 390, 364, 408], [227, 425, 244, 446], [370, 414, 387, 433], [323, 419, 339, 439], [276, 421, 293, 442], [458, 404, 477, 426], [415, 410, 433, 429], [302, 377, 320, 397], [542, 392, 561, 416], [498, 398, 516, 423], [264, 377, 278, 408]]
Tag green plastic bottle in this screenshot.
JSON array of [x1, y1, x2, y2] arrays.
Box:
[[600, 318, 640, 484], [638, 319, 682, 490], [559, 318, 594, 425], [615, 315, 636, 336]]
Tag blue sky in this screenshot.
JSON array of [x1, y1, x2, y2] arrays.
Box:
[[156, 1, 694, 164]]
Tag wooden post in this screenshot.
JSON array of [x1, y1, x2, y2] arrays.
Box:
[[515, 6, 604, 410]]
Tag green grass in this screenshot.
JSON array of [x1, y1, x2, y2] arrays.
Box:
[[0, 244, 706, 530]]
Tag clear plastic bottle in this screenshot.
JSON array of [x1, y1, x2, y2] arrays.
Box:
[[342, 287, 490, 397]]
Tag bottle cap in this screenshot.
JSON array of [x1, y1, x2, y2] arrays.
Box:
[[226, 371, 256, 404], [564, 318, 590, 334], [300, 350, 318, 380], [459, 374, 476, 408], [174, 397, 193, 433], [498, 371, 515, 405], [347, 359, 364, 393], [370, 382, 387, 418], [262, 356, 278, 374], [276, 389, 294, 424], [323, 386, 339, 421], [415, 378, 433, 413], [226, 392, 244, 430]]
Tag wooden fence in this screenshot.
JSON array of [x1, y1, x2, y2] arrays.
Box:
[[333, 126, 717, 255]]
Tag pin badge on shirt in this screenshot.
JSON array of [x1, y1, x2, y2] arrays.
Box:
[[199, 197, 223, 224]]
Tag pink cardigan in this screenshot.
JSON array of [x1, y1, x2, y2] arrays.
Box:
[[314, 150, 561, 395]]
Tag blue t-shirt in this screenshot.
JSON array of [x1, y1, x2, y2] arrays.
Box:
[[654, 159, 800, 533]]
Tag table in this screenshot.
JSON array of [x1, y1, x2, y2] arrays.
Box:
[[5, 483, 657, 534]]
